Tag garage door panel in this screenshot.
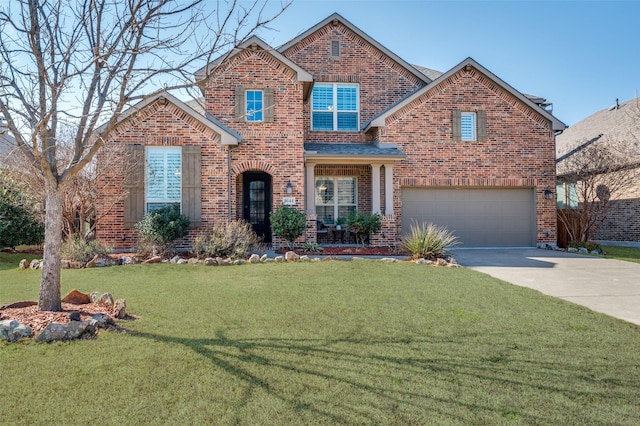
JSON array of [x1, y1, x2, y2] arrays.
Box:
[[401, 188, 535, 247]]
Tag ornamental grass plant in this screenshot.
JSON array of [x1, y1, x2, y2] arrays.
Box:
[[402, 221, 459, 259]]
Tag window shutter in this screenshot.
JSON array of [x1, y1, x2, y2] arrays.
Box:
[[123, 144, 145, 227], [181, 145, 202, 227], [264, 88, 274, 122], [234, 85, 244, 121], [452, 109, 462, 142], [477, 110, 487, 142]]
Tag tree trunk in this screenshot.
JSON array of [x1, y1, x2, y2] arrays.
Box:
[[39, 180, 63, 311]]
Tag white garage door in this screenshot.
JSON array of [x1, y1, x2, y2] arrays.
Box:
[[401, 188, 535, 247]]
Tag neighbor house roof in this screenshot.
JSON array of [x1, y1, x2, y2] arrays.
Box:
[[278, 13, 431, 85], [98, 92, 242, 146], [0, 126, 17, 162], [365, 57, 567, 132], [304, 142, 405, 162], [556, 97, 640, 160]]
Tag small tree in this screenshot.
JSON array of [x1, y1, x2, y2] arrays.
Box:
[[270, 205, 306, 249], [347, 211, 382, 246], [135, 205, 190, 257]]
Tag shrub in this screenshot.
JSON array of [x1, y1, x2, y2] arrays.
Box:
[[402, 221, 458, 260], [301, 241, 324, 253], [569, 240, 602, 253], [0, 184, 44, 248], [347, 211, 382, 246], [193, 220, 261, 259], [270, 205, 306, 249], [135, 204, 190, 257], [61, 237, 112, 262]]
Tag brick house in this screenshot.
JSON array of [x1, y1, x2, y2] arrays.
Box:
[[556, 97, 640, 244], [96, 13, 566, 250]]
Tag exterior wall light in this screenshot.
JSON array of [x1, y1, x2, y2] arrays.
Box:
[[543, 188, 554, 200], [285, 180, 293, 194]]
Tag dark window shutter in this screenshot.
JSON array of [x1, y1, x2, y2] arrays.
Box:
[[182, 145, 202, 227], [477, 110, 487, 142], [234, 85, 245, 121], [264, 88, 274, 122], [452, 109, 461, 142], [123, 144, 145, 227]]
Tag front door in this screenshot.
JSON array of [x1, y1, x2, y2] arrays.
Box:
[[243, 172, 272, 243]]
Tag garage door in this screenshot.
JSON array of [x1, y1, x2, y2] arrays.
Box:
[[401, 188, 535, 247]]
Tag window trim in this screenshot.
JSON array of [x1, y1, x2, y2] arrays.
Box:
[[145, 146, 182, 213], [315, 176, 357, 224], [311, 83, 359, 132]]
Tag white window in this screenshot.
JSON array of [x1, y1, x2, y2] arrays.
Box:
[[246, 90, 263, 122], [311, 83, 359, 131], [146, 147, 181, 212], [315, 177, 357, 224], [461, 112, 476, 141]]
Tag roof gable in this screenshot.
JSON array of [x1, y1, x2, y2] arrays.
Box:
[[278, 13, 430, 85], [195, 35, 313, 84], [365, 57, 567, 132], [100, 92, 242, 146]]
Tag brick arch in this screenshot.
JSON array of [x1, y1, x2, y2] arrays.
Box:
[[231, 160, 277, 178]]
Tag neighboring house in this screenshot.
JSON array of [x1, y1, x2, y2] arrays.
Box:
[[556, 97, 640, 243], [96, 13, 565, 250], [0, 121, 17, 166]]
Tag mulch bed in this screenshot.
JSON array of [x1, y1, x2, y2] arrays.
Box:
[[276, 246, 410, 257]]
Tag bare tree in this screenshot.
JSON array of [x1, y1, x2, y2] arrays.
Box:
[[0, 0, 291, 311], [557, 99, 640, 243]]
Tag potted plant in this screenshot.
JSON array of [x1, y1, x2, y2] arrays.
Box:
[[335, 217, 346, 230]]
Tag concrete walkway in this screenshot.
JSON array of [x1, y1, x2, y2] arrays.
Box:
[[451, 248, 640, 326]]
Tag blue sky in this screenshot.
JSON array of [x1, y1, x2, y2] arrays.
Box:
[[253, 0, 640, 126]]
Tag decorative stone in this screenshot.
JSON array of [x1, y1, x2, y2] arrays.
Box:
[[204, 257, 217, 265], [35, 321, 94, 343], [263, 258, 275, 263], [578, 247, 589, 254], [120, 256, 135, 265], [113, 299, 127, 319], [216, 257, 231, 266], [434, 258, 448, 267], [62, 289, 91, 305], [143, 255, 162, 264], [170, 255, 181, 263], [260, 254, 268, 263], [249, 253, 261, 264], [0, 319, 33, 342], [90, 291, 100, 303], [379, 257, 398, 263], [177, 258, 188, 264], [68, 311, 81, 321], [568, 247, 578, 252], [188, 258, 200, 265], [29, 259, 43, 270], [416, 258, 433, 265], [0, 301, 37, 309], [310, 258, 321, 262], [285, 251, 299, 262], [274, 256, 285, 262], [233, 259, 246, 265], [299, 255, 310, 262], [97, 293, 114, 306], [91, 313, 114, 328], [86, 254, 116, 268], [19, 259, 28, 269]]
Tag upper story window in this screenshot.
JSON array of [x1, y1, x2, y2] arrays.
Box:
[[460, 112, 476, 141], [452, 109, 487, 142], [311, 83, 359, 131], [245, 90, 263, 122], [146, 146, 181, 213]]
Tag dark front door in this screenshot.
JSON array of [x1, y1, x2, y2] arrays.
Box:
[[243, 172, 272, 243]]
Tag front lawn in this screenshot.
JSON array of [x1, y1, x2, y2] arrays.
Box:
[[602, 245, 640, 264], [2, 260, 640, 424]]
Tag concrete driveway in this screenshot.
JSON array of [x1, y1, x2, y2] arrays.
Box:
[[451, 248, 640, 326]]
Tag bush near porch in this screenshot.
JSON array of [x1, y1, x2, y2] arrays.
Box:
[[2, 260, 640, 424]]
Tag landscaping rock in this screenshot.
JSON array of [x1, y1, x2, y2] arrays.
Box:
[[35, 321, 94, 343], [249, 253, 261, 264], [0, 319, 33, 342], [299, 255, 310, 262], [19, 259, 28, 269], [263, 258, 275, 263], [216, 257, 230, 266], [379, 257, 398, 263], [578, 247, 589, 254], [0, 301, 37, 309], [91, 313, 114, 328], [274, 256, 284, 262], [113, 299, 127, 319], [416, 258, 433, 265], [68, 311, 81, 321], [62, 289, 91, 305], [285, 251, 299, 262], [233, 259, 246, 265], [97, 293, 114, 306], [177, 258, 188, 264], [568, 247, 578, 252], [120, 256, 136, 265], [29, 259, 43, 270], [90, 291, 100, 303], [260, 254, 268, 263], [188, 258, 200, 265], [170, 255, 181, 263], [143, 255, 162, 264], [434, 258, 448, 267], [86, 254, 116, 268], [204, 257, 217, 265]]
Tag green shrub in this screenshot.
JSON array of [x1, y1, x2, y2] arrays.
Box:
[[569, 240, 602, 252], [0, 175, 44, 248], [61, 237, 112, 262], [347, 211, 382, 246], [402, 221, 458, 260], [135, 204, 190, 257], [193, 220, 261, 259], [301, 241, 324, 253], [270, 205, 306, 249]]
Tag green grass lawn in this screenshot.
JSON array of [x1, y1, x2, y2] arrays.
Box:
[[602, 245, 640, 264], [2, 259, 640, 424]]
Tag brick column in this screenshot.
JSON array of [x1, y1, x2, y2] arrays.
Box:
[[371, 163, 381, 214], [384, 164, 394, 215], [305, 162, 316, 214]]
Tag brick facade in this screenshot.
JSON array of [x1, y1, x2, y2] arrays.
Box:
[[95, 13, 562, 250]]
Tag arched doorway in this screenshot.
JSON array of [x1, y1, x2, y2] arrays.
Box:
[[242, 171, 272, 243]]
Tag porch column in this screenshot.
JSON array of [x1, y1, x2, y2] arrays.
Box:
[[384, 164, 394, 215], [305, 162, 316, 214], [371, 163, 381, 214]]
